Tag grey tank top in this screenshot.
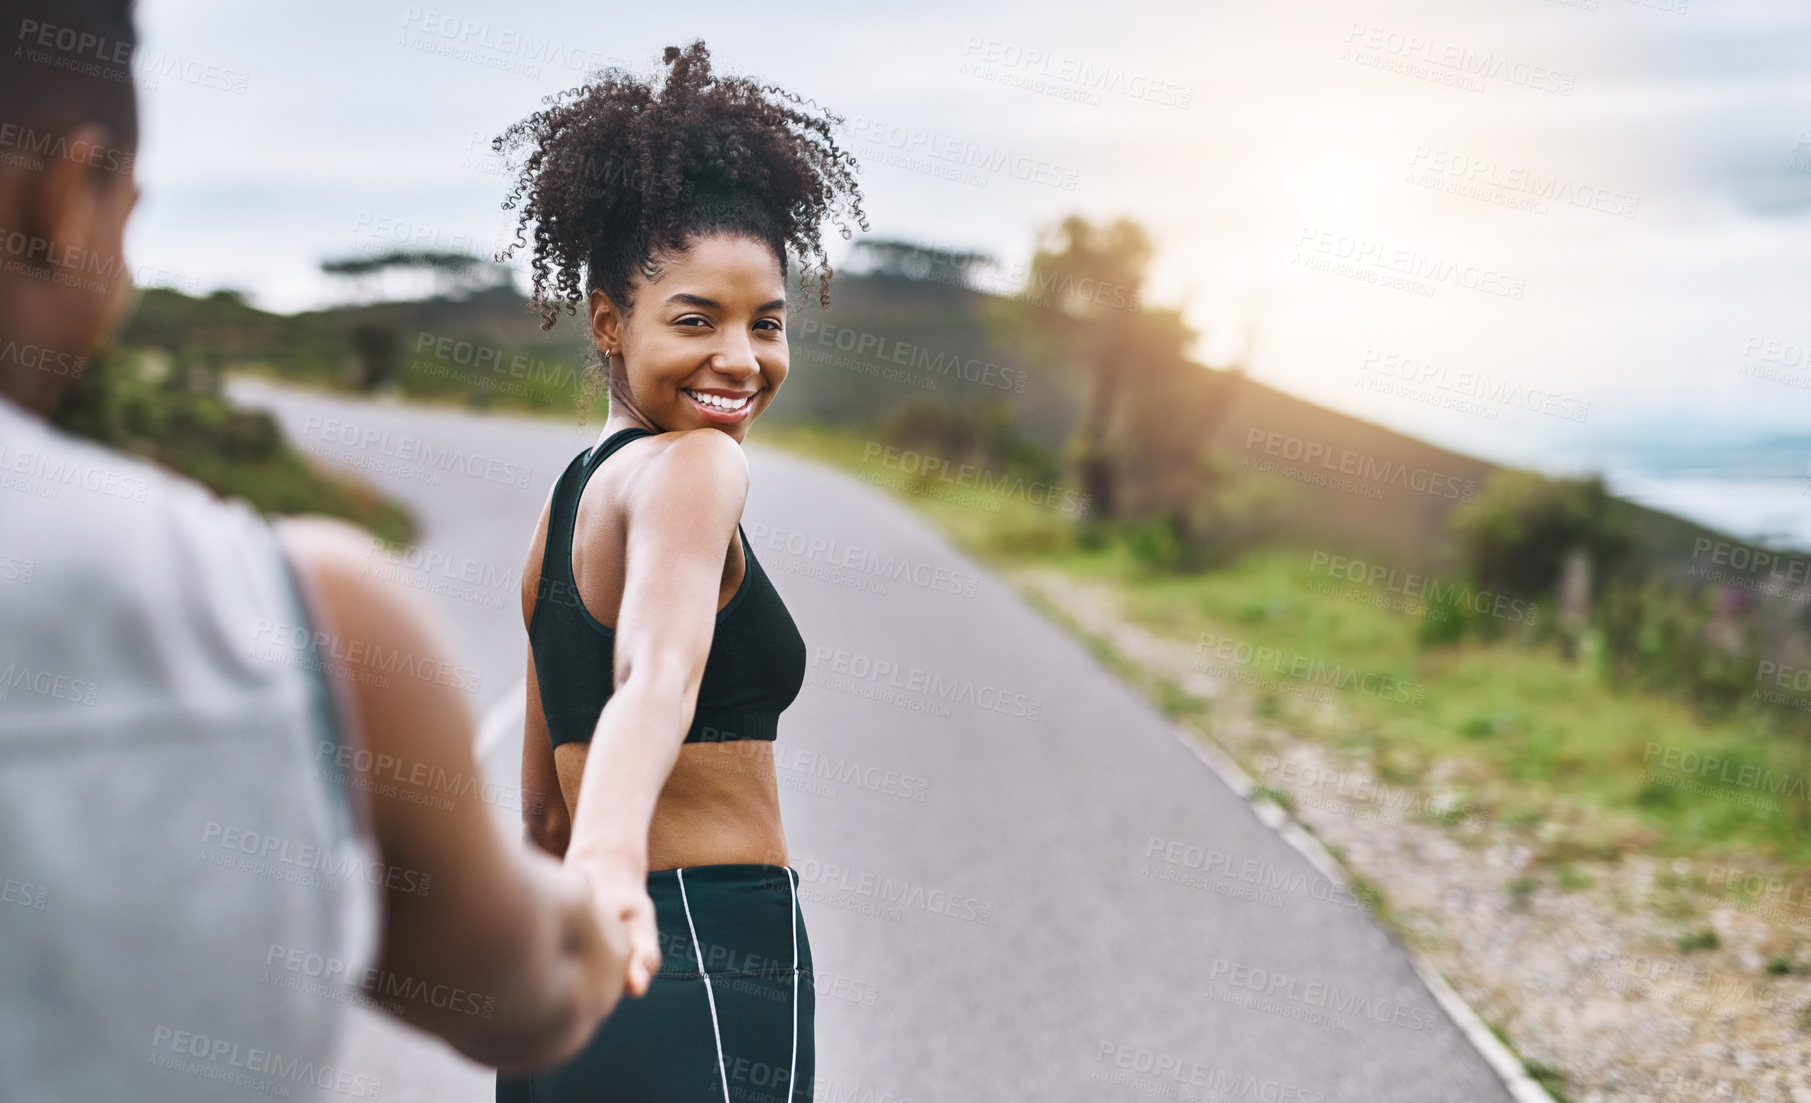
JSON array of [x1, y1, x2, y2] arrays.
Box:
[[0, 393, 383, 1101]]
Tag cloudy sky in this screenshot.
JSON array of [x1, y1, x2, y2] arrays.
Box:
[[126, 0, 1810, 531]]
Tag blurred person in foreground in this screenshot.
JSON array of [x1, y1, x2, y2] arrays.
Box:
[[0, 2, 647, 1097]]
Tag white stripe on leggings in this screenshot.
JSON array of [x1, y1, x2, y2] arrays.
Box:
[[676, 868, 732, 1103], [787, 866, 800, 1103]]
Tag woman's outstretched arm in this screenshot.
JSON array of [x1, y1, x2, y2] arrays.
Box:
[[561, 427, 751, 997], [274, 516, 630, 1073]]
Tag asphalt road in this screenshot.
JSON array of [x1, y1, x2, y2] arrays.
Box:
[[226, 375, 1516, 1103]]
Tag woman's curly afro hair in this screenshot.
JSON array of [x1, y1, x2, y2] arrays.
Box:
[[493, 40, 868, 333]]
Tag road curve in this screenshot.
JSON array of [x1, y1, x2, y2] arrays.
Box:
[[226, 375, 1516, 1103]]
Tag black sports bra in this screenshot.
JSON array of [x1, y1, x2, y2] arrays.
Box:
[[529, 426, 807, 748]]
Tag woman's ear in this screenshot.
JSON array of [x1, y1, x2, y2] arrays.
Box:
[[588, 289, 623, 357]]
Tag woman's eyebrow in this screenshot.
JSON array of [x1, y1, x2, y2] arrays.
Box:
[[665, 293, 787, 311]]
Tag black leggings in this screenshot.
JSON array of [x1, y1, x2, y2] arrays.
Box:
[[498, 863, 815, 1103]]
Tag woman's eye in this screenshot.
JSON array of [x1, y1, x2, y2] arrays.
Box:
[[675, 315, 708, 327], [756, 319, 783, 332]]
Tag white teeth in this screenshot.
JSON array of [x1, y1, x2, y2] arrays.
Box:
[[686, 389, 751, 411]]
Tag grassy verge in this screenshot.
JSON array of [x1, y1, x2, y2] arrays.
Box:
[[756, 421, 1811, 878], [57, 353, 417, 546]]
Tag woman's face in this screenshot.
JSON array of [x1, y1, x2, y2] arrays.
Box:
[[591, 232, 789, 443]]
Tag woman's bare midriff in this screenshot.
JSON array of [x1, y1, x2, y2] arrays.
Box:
[[530, 432, 791, 872], [554, 738, 790, 871]]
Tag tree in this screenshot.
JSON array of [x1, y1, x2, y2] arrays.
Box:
[[847, 239, 995, 289], [320, 250, 512, 303], [993, 215, 1156, 522], [1447, 471, 1636, 603], [348, 323, 401, 391]]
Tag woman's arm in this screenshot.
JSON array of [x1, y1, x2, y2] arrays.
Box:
[[520, 643, 571, 856], [562, 427, 752, 996], [519, 484, 572, 857], [273, 516, 628, 1073]]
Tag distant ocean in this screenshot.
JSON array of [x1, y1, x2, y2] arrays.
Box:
[[1605, 474, 1810, 553], [1563, 435, 1811, 553]]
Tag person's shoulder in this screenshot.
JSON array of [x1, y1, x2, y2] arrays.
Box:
[[0, 398, 309, 723], [611, 429, 748, 552], [634, 428, 748, 490], [2, 396, 281, 577]]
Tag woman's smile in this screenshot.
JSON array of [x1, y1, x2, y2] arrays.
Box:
[[681, 385, 759, 423]]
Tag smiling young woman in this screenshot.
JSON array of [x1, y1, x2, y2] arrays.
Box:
[[491, 40, 866, 1103]]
